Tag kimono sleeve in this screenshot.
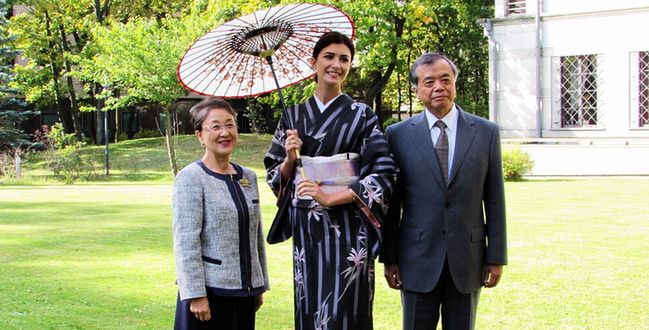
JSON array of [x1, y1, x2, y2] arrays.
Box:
[[263, 111, 293, 197], [263, 111, 295, 244], [348, 106, 398, 227]]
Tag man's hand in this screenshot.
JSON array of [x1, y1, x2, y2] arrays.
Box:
[[189, 296, 211, 321], [384, 263, 402, 289], [483, 264, 503, 288]]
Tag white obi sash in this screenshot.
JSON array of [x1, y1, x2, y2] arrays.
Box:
[[293, 153, 359, 200]]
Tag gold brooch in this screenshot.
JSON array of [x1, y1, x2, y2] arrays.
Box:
[[239, 179, 251, 188]]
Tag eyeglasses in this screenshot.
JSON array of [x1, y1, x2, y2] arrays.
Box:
[[202, 123, 237, 132]]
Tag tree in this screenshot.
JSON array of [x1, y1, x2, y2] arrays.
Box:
[[425, 0, 493, 118], [8, 0, 193, 143], [0, 0, 37, 151], [86, 19, 181, 175], [275, 0, 493, 122], [80, 0, 276, 175], [8, 1, 86, 138]]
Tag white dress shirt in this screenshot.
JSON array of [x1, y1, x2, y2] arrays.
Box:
[[425, 104, 458, 180]]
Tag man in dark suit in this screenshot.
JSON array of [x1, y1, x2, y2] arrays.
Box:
[[381, 53, 507, 329]]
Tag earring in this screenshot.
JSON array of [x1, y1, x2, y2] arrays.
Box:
[[201, 143, 205, 148]]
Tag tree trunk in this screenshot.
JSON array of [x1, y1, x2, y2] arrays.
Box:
[[374, 92, 384, 123], [96, 88, 105, 145], [163, 105, 178, 176], [397, 72, 402, 121], [58, 23, 83, 140], [362, 14, 404, 123], [114, 109, 119, 142], [44, 11, 71, 133], [363, 65, 396, 122], [93, 0, 111, 24], [407, 49, 413, 117]]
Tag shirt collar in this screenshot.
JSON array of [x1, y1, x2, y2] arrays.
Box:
[[314, 93, 343, 112], [425, 103, 458, 132]]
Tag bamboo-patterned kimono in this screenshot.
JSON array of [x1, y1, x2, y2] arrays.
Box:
[[264, 94, 397, 330]]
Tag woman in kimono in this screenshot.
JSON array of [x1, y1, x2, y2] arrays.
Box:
[[264, 31, 397, 329]]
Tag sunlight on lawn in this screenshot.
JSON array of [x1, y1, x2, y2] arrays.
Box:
[[1, 178, 648, 328]]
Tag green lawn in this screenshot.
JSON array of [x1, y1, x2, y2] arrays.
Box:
[[1, 135, 648, 328]]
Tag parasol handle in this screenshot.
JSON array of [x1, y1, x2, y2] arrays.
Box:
[[264, 56, 289, 123], [265, 55, 307, 180], [294, 149, 306, 180]]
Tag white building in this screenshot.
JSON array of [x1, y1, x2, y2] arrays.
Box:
[[483, 0, 649, 175]]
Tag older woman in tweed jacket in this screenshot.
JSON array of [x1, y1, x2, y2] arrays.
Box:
[[172, 98, 269, 330]]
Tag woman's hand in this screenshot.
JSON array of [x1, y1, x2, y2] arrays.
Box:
[[283, 129, 302, 163], [297, 178, 330, 206], [297, 179, 357, 207], [189, 296, 211, 321], [280, 129, 303, 183], [255, 293, 264, 311]]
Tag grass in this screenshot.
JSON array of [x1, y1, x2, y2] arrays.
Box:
[[1, 135, 648, 328], [10, 134, 272, 183]]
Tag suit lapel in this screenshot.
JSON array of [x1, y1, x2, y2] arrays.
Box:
[[409, 113, 446, 188], [449, 107, 477, 185]]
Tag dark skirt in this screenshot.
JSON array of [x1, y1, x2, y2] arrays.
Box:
[[174, 291, 257, 330]]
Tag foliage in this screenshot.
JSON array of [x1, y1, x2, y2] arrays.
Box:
[[0, 109, 36, 151], [244, 98, 274, 134], [133, 129, 162, 139], [0, 0, 37, 151], [432, 1, 493, 118], [502, 146, 534, 181], [270, 0, 493, 121], [84, 17, 193, 175], [245, 81, 316, 133], [30, 122, 99, 183], [31, 124, 52, 150], [46, 122, 77, 149], [381, 117, 400, 131], [43, 141, 87, 183], [7, 0, 194, 139], [0, 146, 27, 178]]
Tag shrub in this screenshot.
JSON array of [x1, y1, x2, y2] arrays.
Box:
[[0, 147, 27, 179], [502, 147, 534, 181], [43, 141, 99, 183], [244, 99, 275, 134], [0, 151, 14, 177], [133, 129, 161, 139], [116, 132, 129, 143], [382, 117, 400, 130], [48, 123, 77, 149]]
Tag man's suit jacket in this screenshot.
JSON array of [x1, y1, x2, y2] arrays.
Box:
[[381, 106, 507, 294]]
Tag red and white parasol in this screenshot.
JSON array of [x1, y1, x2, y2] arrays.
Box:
[[177, 3, 354, 100]]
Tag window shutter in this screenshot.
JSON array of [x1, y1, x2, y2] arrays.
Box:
[[550, 57, 561, 128], [630, 52, 639, 128]]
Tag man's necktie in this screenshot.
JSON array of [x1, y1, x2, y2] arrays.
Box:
[[434, 120, 449, 185]]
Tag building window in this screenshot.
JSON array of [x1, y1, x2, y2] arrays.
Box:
[[559, 55, 600, 128], [639, 52, 649, 127], [507, 0, 526, 15]]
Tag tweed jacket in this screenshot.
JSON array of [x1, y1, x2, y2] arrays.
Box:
[[173, 161, 270, 300]]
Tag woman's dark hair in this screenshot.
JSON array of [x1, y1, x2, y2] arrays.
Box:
[[312, 31, 355, 61], [189, 97, 236, 131]]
